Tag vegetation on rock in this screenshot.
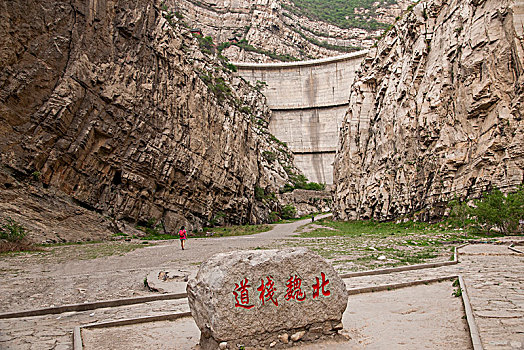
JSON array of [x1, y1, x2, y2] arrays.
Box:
[[0, 217, 35, 253], [281, 174, 326, 193], [283, 0, 394, 31], [449, 186, 524, 235]]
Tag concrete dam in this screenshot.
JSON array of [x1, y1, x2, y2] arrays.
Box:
[[235, 51, 367, 184]]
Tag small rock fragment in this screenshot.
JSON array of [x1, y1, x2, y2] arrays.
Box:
[[279, 333, 289, 344], [218, 342, 227, 349], [333, 322, 343, 330], [269, 341, 277, 348], [290, 331, 306, 342]]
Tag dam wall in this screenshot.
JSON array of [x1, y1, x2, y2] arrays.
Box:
[[235, 51, 367, 184]]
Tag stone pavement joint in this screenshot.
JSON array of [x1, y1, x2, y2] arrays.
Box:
[[0, 292, 187, 320], [459, 275, 484, 350]]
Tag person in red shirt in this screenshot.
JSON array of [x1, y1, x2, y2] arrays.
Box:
[[178, 226, 187, 250]]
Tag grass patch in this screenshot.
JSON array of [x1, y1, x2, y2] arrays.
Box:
[[0, 242, 40, 255], [139, 233, 177, 240], [298, 218, 506, 240], [193, 224, 273, 238], [285, 217, 503, 272], [277, 212, 322, 224], [40, 240, 104, 247], [137, 224, 273, 240]]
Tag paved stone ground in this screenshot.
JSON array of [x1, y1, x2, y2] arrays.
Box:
[[0, 300, 190, 350], [0, 217, 522, 349], [79, 281, 470, 350]]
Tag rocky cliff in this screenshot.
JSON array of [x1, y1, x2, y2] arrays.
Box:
[[334, 0, 524, 221], [0, 0, 296, 242], [173, 0, 411, 62]]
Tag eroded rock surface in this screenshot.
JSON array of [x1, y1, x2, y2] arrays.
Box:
[[187, 248, 348, 349], [277, 189, 332, 216], [174, 0, 412, 62], [0, 0, 297, 241], [334, 0, 524, 221]]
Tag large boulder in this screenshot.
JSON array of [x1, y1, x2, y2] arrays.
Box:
[[187, 248, 348, 349]]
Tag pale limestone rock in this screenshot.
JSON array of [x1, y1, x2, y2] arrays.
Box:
[[290, 331, 306, 342], [334, 0, 524, 222], [279, 333, 289, 344], [187, 248, 348, 349]]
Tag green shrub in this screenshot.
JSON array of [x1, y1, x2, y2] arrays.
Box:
[[217, 42, 232, 52], [447, 198, 472, 228], [0, 217, 28, 242], [224, 62, 237, 72], [283, 0, 390, 31], [209, 212, 226, 227], [239, 106, 252, 114], [195, 35, 215, 55], [280, 174, 326, 193], [255, 186, 277, 203], [255, 80, 267, 91], [470, 186, 524, 234], [32, 171, 41, 181], [255, 186, 265, 201], [136, 218, 162, 236], [269, 211, 279, 223], [281, 205, 297, 220], [262, 151, 277, 163], [211, 77, 231, 102], [233, 39, 298, 62]]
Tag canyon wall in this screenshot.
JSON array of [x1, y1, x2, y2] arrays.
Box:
[[0, 0, 296, 241], [334, 0, 524, 221], [173, 0, 410, 62], [236, 52, 367, 184]]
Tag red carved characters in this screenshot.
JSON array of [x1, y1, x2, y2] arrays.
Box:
[[312, 272, 331, 299], [257, 276, 278, 306], [233, 278, 254, 309], [285, 274, 306, 301], [234, 273, 332, 309]]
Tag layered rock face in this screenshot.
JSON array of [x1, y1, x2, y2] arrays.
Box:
[[334, 0, 524, 221], [0, 0, 296, 240], [173, 0, 410, 62]]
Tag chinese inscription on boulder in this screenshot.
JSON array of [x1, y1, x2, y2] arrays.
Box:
[[187, 248, 348, 349]]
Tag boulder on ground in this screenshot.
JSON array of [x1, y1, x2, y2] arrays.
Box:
[[187, 248, 348, 349]]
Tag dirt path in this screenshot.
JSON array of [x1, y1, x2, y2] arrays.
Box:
[[0, 215, 331, 312]]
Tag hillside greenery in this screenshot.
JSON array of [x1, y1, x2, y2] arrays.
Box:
[[283, 0, 397, 31]]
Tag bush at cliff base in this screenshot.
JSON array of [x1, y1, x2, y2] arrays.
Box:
[[449, 185, 524, 235], [0, 217, 35, 253]]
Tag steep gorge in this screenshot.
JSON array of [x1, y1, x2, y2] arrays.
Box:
[[0, 0, 296, 242], [334, 0, 524, 221]]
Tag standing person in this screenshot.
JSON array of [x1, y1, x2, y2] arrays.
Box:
[[179, 226, 187, 250]]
